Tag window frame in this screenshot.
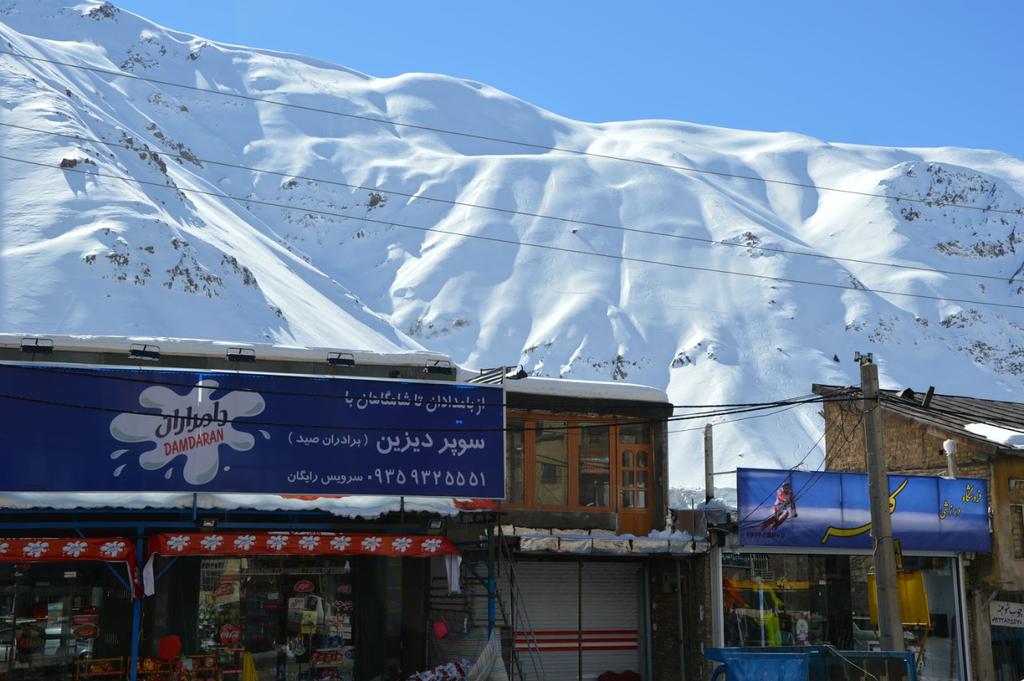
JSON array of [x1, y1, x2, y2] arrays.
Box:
[[502, 411, 651, 513]]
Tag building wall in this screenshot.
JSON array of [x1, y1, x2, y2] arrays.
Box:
[[820, 399, 1011, 681], [649, 557, 683, 680]]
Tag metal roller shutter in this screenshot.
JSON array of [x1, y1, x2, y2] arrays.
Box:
[[581, 562, 642, 679], [513, 561, 643, 681]]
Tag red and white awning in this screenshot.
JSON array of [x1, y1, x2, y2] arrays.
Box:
[[0, 536, 140, 596], [142, 531, 460, 595]]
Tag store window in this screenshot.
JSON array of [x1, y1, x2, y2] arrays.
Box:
[[578, 424, 611, 508], [535, 421, 568, 506], [149, 556, 358, 681], [505, 419, 525, 505], [0, 563, 133, 680], [722, 553, 964, 681], [503, 414, 652, 513]]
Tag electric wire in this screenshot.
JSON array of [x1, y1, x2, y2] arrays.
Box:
[[0, 362, 846, 413], [4, 152, 1024, 312], [3, 49, 1023, 217], [1, 120, 1017, 285], [734, 398, 861, 527], [0, 384, 864, 434]]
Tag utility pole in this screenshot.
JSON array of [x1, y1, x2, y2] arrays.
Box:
[[858, 352, 904, 652], [704, 424, 725, 648], [704, 424, 714, 503]]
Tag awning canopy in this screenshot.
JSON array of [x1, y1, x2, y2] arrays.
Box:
[[142, 531, 460, 595], [0, 536, 140, 596]]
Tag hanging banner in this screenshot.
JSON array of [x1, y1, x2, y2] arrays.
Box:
[[142, 531, 459, 595], [0, 363, 504, 497], [0, 536, 140, 596], [736, 467, 990, 552]]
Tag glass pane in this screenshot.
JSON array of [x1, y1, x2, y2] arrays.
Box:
[[535, 420, 568, 506], [623, 471, 634, 487], [637, 471, 648, 489], [622, 449, 633, 467], [578, 424, 610, 508], [621, 490, 634, 508], [636, 451, 649, 469], [619, 424, 650, 445], [719, 554, 965, 680], [635, 490, 647, 508], [505, 419, 525, 504]]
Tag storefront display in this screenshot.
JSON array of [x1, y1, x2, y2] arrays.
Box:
[[0, 563, 134, 680], [725, 468, 987, 681], [722, 554, 963, 681]]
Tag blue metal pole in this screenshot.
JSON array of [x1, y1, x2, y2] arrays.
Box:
[[486, 525, 496, 637], [129, 529, 143, 681]]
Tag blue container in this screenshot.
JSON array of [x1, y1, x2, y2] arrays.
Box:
[[704, 646, 918, 681]]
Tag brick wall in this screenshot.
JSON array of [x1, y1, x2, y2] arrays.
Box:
[[646, 556, 712, 680], [649, 557, 683, 680], [821, 399, 990, 476], [820, 399, 1004, 681]]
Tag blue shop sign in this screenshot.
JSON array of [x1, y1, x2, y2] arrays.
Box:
[[737, 467, 990, 552], [0, 363, 505, 498]]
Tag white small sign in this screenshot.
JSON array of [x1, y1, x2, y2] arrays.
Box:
[[991, 600, 1024, 628]]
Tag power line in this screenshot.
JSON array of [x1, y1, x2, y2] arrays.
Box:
[[5, 153, 1024, 311], [2, 49, 1023, 218], [0, 362, 851, 413], [0, 385, 857, 434], [1, 120, 1016, 285], [667, 399, 812, 434]]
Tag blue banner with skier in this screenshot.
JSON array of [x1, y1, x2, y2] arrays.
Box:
[[0, 363, 505, 498], [737, 467, 990, 552]]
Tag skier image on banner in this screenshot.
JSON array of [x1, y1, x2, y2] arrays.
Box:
[[757, 480, 798, 531]]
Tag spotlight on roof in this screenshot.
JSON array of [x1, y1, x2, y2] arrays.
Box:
[[129, 343, 161, 361], [225, 347, 256, 363], [20, 337, 54, 354], [327, 351, 356, 367], [424, 359, 454, 376]]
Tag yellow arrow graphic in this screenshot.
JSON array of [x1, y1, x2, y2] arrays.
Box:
[[820, 479, 908, 544]]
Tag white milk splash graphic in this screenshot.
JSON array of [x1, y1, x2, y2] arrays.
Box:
[[110, 380, 266, 485]]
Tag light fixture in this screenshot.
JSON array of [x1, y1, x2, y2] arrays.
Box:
[[226, 347, 256, 363], [424, 359, 454, 376], [20, 337, 54, 354], [200, 518, 218, 529], [129, 343, 161, 361], [427, 518, 444, 535], [327, 351, 355, 366]]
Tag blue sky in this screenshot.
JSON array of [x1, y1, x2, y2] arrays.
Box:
[[116, 1, 1023, 159]]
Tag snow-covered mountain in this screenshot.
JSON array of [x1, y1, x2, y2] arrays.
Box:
[[2, 1, 1023, 487]]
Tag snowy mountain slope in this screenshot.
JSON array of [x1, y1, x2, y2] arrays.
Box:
[[1, 1, 1023, 487]]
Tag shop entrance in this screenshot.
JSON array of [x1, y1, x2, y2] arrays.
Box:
[[149, 556, 358, 681], [0, 563, 133, 681]]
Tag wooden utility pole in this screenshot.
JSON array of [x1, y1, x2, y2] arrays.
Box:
[[858, 352, 904, 652], [704, 424, 714, 503]]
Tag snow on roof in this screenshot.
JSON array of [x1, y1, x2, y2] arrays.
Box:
[[0, 333, 452, 368], [964, 423, 1024, 450], [504, 375, 669, 404], [0, 492, 467, 518]]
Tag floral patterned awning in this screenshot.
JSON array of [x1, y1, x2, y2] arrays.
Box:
[[142, 531, 459, 595], [0, 536, 140, 596]]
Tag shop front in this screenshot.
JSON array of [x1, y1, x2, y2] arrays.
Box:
[[0, 355, 506, 681], [0, 537, 139, 681], [719, 468, 991, 681], [142, 531, 459, 681]]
